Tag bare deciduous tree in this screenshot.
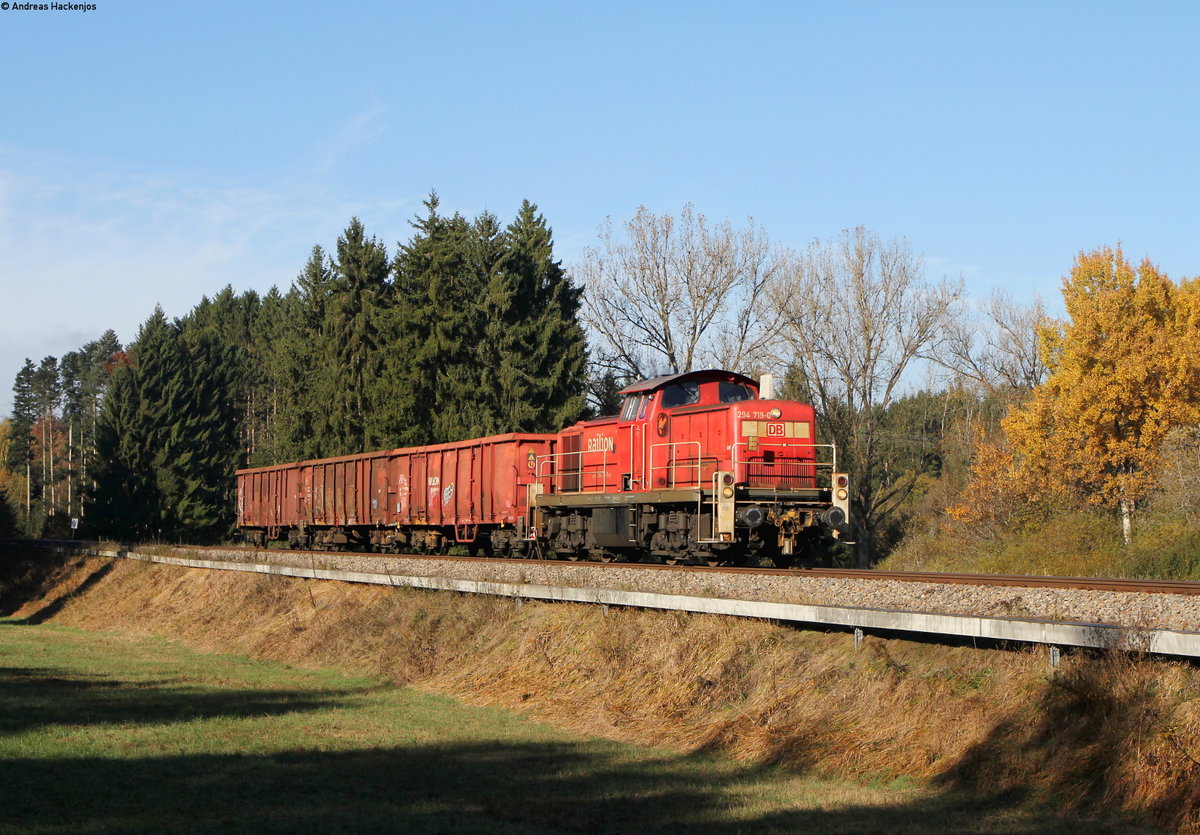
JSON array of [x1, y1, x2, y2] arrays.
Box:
[[938, 290, 1048, 399], [772, 226, 961, 567], [576, 204, 784, 380]]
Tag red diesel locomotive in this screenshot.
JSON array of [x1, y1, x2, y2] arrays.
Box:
[[237, 369, 850, 566]]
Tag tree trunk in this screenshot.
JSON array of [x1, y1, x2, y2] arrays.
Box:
[[855, 526, 872, 568], [1120, 498, 1133, 546]]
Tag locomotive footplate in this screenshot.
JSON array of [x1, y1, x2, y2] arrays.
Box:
[[534, 488, 831, 508], [534, 489, 703, 508]]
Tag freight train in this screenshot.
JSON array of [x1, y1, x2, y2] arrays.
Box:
[[236, 369, 850, 566]]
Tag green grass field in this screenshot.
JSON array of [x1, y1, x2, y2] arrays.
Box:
[[0, 620, 1153, 834]]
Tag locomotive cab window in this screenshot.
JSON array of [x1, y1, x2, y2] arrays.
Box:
[[620, 394, 651, 421], [660, 382, 700, 409], [719, 382, 756, 403]]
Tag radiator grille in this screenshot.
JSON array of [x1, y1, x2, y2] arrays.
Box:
[[747, 460, 817, 488]]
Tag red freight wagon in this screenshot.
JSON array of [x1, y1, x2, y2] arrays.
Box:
[[237, 433, 555, 553]]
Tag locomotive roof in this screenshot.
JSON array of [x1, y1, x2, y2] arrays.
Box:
[[618, 369, 758, 395]]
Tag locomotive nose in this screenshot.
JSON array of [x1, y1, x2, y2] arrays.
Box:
[[736, 505, 766, 529]]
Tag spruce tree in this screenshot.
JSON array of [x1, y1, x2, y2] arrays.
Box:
[[327, 218, 390, 455], [273, 247, 336, 461], [379, 194, 471, 446], [169, 332, 241, 540], [89, 354, 153, 539], [439, 210, 503, 439], [248, 286, 289, 467], [31, 357, 61, 512], [7, 359, 36, 476], [88, 308, 241, 543], [488, 200, 588, 432]]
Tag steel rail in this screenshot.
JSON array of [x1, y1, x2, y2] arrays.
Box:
[[10, 538, 1200, 597]]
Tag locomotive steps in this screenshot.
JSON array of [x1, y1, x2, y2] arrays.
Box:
[[5, 543, 1200, 831]]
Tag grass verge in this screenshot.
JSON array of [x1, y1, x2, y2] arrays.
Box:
[[1, 620, 1134, 834]]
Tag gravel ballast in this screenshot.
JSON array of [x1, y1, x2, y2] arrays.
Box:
[[171, 547, 1200, 634]]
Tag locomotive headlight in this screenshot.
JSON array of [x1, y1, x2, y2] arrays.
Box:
[[722, 486, 735, 499], [768, 407, 782, 419], [836, 488, 848, 501]]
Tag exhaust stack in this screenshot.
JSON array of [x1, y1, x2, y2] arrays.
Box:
[[759, 373, 775, 400]]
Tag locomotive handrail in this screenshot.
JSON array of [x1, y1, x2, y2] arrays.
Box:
[[535, 449, 614, 494], [731, 441, 839, 488], [649, 441, 703, 488]]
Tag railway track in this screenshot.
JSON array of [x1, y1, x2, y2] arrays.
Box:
[[209, 544, 1200, 597], [19, 539, 1200, 598], [9, 538, 1200, 659]]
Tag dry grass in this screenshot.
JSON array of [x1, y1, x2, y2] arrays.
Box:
[[884, 508, 1200, 581], [8, 552, 1200, 831]]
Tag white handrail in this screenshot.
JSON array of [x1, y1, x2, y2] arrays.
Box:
[[535, 449, 614, 493], [649, 441, 703, 488], [731, 441, 838, 488]]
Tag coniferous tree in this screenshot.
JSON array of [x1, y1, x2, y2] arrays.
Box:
[[247, 286, 289, 467], [58, 350, 84, 518], [179, 286, 262, 462], [169, 331, 241, 540], [379, 194, 471, 445], [70, 330, 123, 512], [488, 200, 588, 432], [7, 360, 36, 478], [443, 210, 504, 438], [89, 352, 152, 539], [327, 218, 390, 455], [88, 308, 240, 542], [33, 357, 62, 515], [273, 247, 336, 461]]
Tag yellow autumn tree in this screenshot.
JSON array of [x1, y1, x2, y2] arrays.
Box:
[[996, 246, 1197, 544]]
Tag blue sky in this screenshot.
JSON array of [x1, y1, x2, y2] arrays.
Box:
[[1, 1, 1198, 415]]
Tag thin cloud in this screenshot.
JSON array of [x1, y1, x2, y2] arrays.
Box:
[[0, 147, 410, 415], [311, 103, 389, 173]]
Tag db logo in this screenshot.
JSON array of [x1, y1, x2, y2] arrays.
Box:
[[766, 423, 785, 437], [656, 412, 669, 437]]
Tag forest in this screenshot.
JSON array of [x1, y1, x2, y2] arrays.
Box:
[[3, 196, 1200, 577]]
